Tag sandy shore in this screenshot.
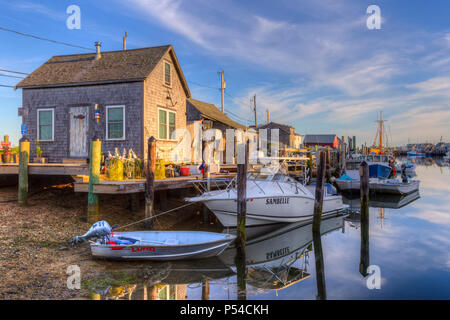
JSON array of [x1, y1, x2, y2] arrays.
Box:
[[0, 184, 212, 300]]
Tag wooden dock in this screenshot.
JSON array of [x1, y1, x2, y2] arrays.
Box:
[[73, 173, 235, 194], [0, 163, 89, 175], [0, 163, 235, 194]]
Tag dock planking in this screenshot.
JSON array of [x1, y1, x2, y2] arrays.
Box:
[[0, 163, 89, 175], [73, 173, 235, 194]]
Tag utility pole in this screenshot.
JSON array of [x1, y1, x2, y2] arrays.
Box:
[[253, 94, 257, 128], [266, 109, 269, 124], [220, 71, 225, 113]]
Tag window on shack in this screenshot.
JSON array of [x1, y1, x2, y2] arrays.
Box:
[[106, 106, 125, 140]]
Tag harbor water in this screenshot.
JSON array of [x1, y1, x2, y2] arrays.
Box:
[[87, 158, 450, 300]]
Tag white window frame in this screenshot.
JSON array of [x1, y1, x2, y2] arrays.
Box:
[[163, 61, 171, 87], [106, 105, 126, 141], [37, 108, 55, 141], [157, 107, 176, 141]]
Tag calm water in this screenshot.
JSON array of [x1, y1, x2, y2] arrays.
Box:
[[88, 158, 450, 300]]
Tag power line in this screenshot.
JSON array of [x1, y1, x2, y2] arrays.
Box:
[[0, 26, 93, 51], [0, 69, 29, 75], [187, 80, 219, 90], [224, 91, 250, 106], [0, 84, 14, 88], [0, 73, 24, 79]]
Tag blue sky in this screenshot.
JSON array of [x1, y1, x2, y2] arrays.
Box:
[[0, 0, 449, 146]]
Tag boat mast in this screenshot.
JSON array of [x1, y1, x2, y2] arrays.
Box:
[[380, 111, 383, 154]]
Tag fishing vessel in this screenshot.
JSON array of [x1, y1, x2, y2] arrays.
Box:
[[186, 169, 347, 227], [335, 170, 420, 195], [72, 221, 236, 260], [407, 150, 425, 157]]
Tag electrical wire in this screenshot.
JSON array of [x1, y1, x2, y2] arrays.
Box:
[[0, 84, 14, 88], [0, 69, 29, 75], [0, 26, 93, 51], [0, 73, 24, 79], [187, 80, 219, 90]]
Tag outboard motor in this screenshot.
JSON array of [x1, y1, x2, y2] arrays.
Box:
[[71, 221, 113, 245], [401, 164, 408, 183]]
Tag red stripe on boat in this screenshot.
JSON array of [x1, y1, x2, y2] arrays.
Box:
[[110, 246, 125, 250]]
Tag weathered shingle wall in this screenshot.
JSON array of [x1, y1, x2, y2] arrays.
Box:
[[143, 50, 188, 162], [22, 82, 143, 162]]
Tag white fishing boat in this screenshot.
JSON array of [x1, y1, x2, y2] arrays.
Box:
[[336, 174, 420, 195], [71, 221, 236, 261], [186, 170, 347, 227]]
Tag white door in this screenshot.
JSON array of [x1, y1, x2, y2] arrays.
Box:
[[69, 106, 89, 158]]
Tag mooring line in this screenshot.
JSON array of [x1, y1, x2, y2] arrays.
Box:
[[113, 201, 200, 231]]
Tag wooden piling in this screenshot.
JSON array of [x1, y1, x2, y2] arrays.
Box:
[[87, 137, 101, 223], [235, 139, 249, 300], [236, 139, 249, 250], [144, 137, 156, 229], [18, 137, 30, 207], [359, 161, 370, 276], [202, 163, 210, 224], [306, 151, 313, 184], [201, 281, 210, 300], [312, 151, 327, 300]]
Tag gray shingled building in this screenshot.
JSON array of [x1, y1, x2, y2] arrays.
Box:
[[15, 44, 191, 162]]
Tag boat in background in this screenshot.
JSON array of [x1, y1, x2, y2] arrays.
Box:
[[408, 150, 425, 157], [335, 162, 420, 195]]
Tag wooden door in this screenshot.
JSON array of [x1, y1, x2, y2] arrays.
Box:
[[69, 106, 89, 158]]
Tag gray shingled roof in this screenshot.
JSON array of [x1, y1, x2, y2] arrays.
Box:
[[303, 134, 336, 144], [15, 45, 190, 97], [188, 98, 246, 129], [258, 122, 294, 135]]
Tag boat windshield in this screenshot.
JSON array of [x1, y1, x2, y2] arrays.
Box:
[[247, 172, 297, 183]]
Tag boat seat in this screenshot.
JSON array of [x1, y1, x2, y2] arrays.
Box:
[[165, 239, 179, 245]]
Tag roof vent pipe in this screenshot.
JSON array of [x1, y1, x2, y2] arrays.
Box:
[[95, 42, 102, 60], [123, 32, 128, 51]]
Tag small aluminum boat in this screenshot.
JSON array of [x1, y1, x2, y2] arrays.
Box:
[[71, 221, 236, 261], [91, 231, 236, 261]]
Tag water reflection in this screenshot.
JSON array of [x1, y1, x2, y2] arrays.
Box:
[[86, 215, 345, 299], [84, 159, 449, 299]]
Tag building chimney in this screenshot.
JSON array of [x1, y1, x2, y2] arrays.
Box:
[[95, 42, 102, 60], [123, 32, 128, 51]]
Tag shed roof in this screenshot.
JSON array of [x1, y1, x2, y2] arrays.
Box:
[[258, 122, 293, 134], [188, 98, 246, 129], [15, 45, 191, 97], [303, 134, 337, 144]]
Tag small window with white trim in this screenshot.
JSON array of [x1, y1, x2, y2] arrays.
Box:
[[158, 107, 176, 140], [106, 105, 125, 140], [164, 61, 171, 86], [37, 108, 54, 141]]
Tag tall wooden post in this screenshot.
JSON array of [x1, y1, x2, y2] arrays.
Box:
[[201, 281, 210, 300], [312, 151, 327, 300], [202, 138, 210, 224], [306, 151, 313, 184], [236, 139, 249, 250], [359, 161, 370, 276], [235, 139, 249, 300], [18, 137, 30, 207], [202, 163, 210, 225], [145, 137, 156, 229], [87, 137, 101, 223]]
